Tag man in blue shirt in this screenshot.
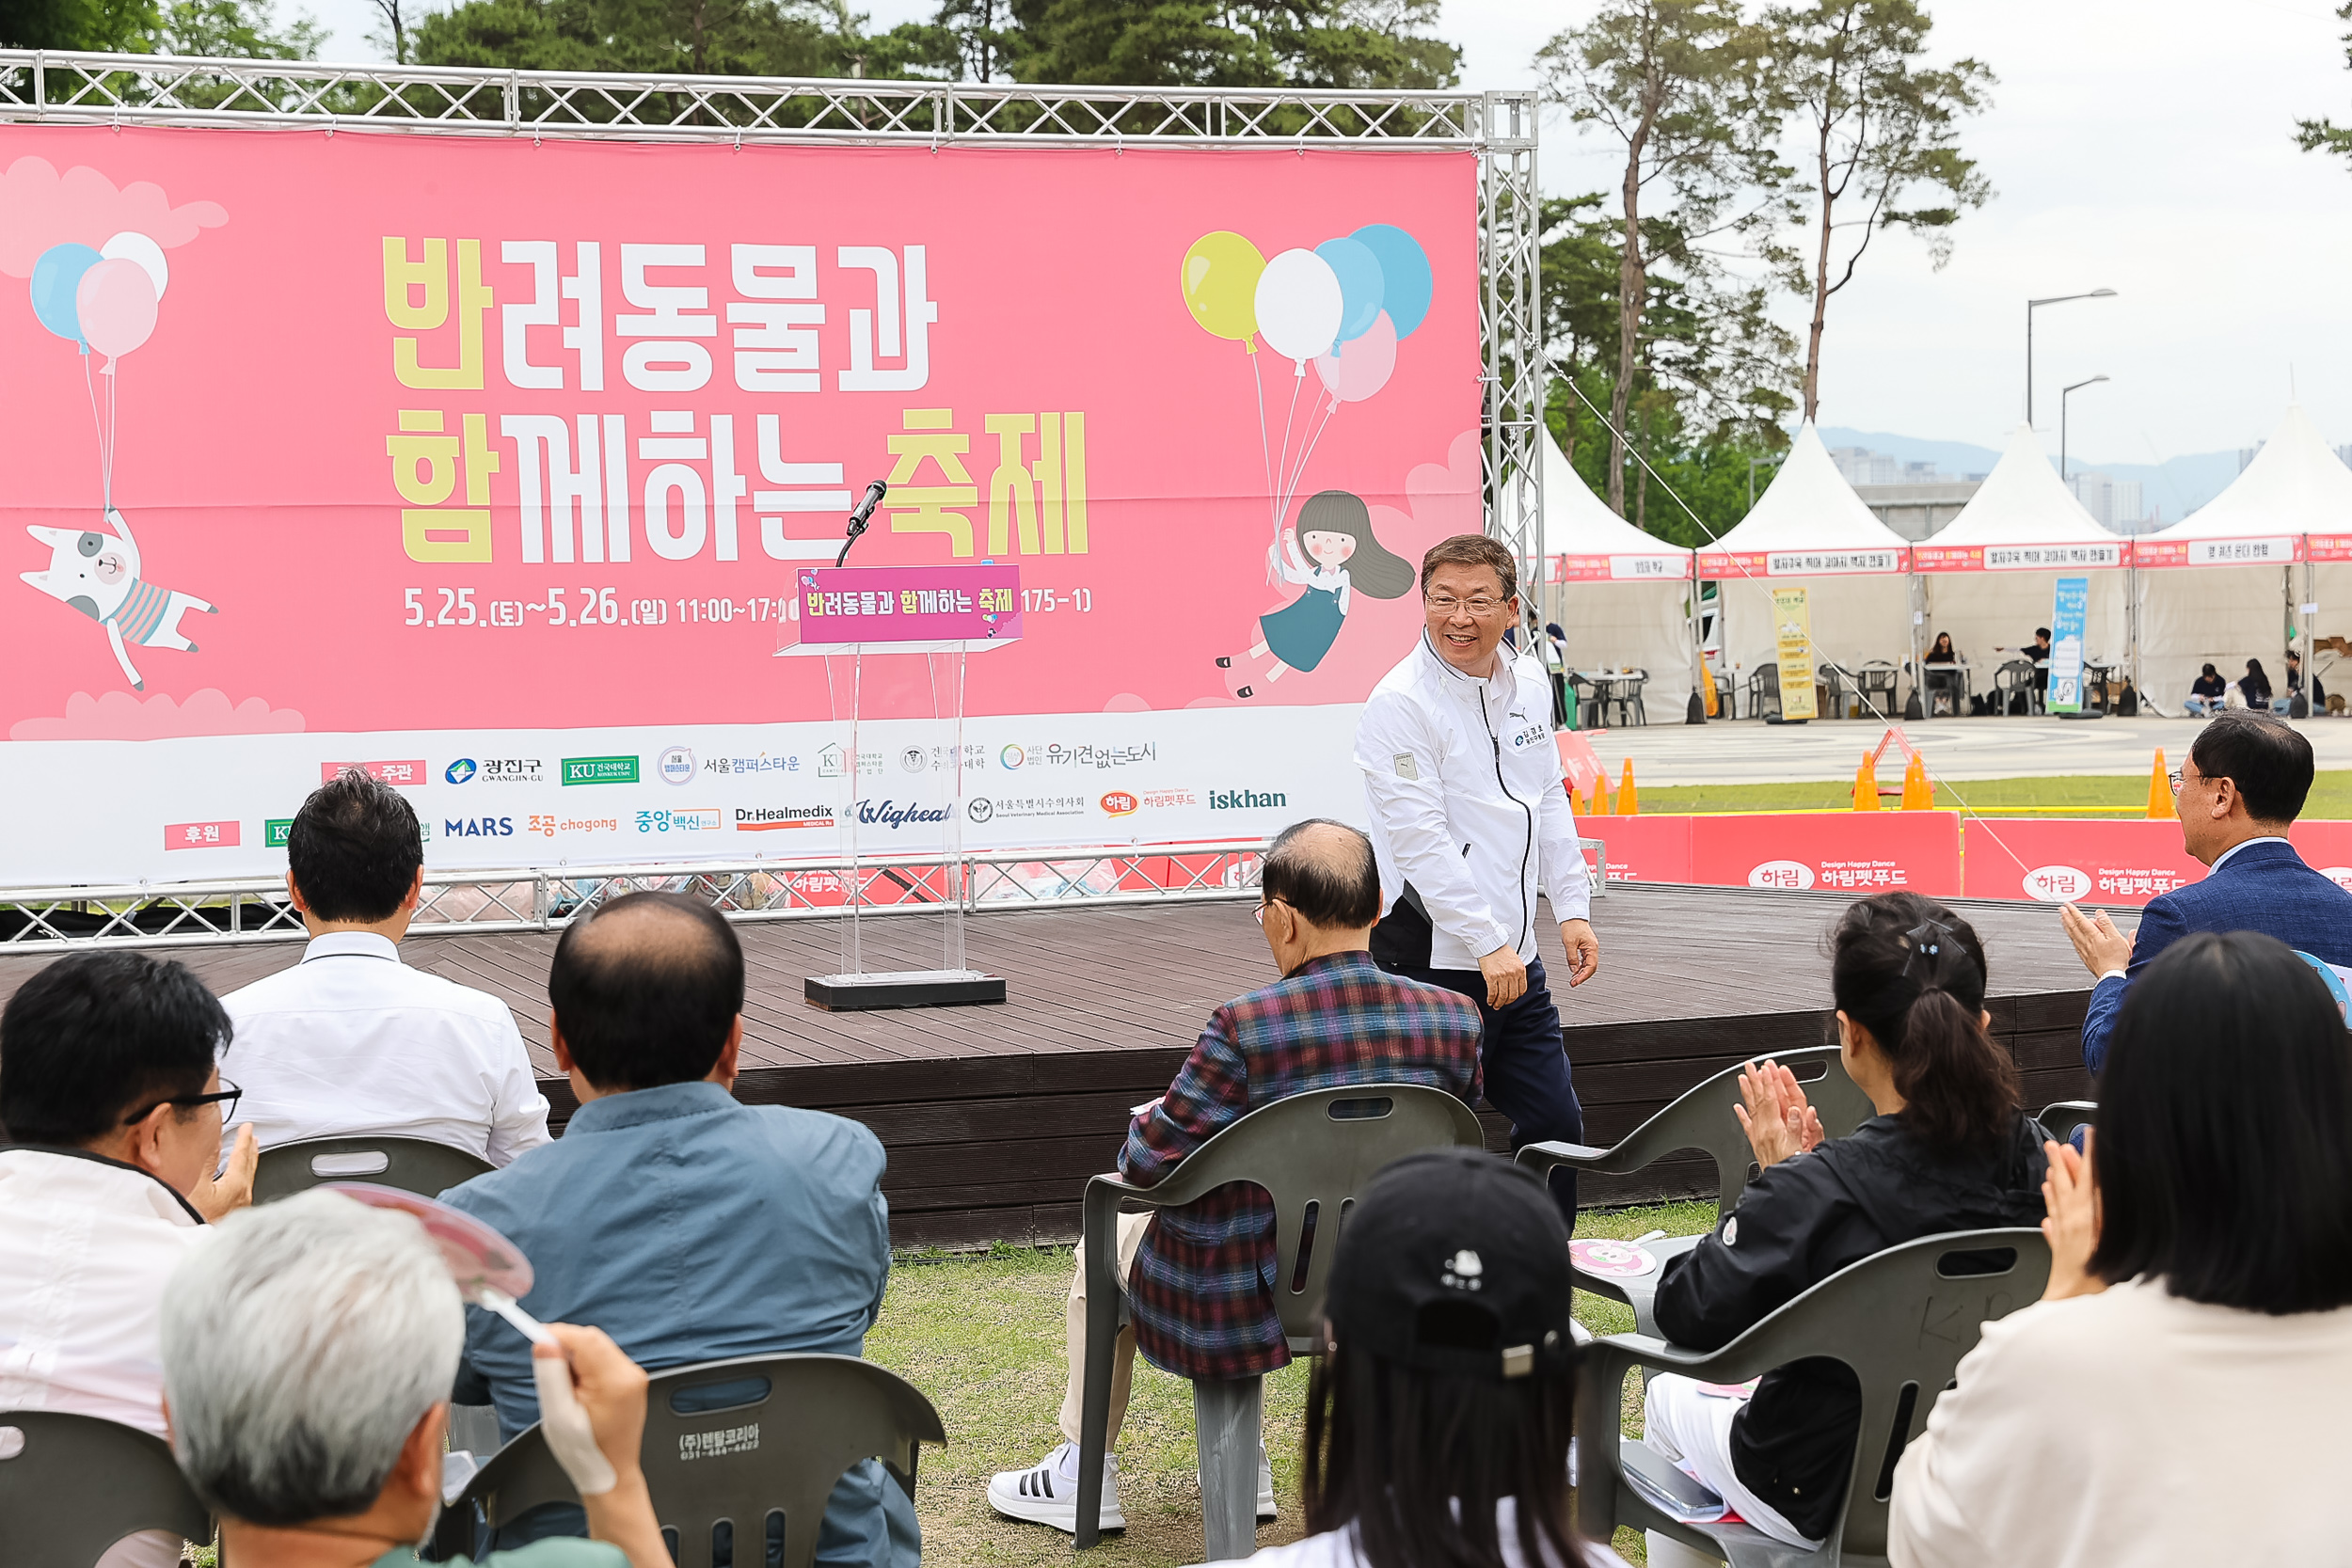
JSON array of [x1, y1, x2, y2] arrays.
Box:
[[439, 892, 915, 1565], [2062, 712, 2352, 1072]]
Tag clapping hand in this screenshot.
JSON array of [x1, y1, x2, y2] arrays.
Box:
[[2059, 903, 2134, 980], [1734, 1058, 1824, 1169], [2040, 1132, 2106, 1302]]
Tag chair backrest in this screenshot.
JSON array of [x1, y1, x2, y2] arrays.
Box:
[[1107, 1084, 1486, 1346], [1604, 1228, 2049, 1561], [0, 1411, 211, 1568], [1576, 1045, 1877, 1217], [457, 1354, 945, 1568], [252, 1134, 494, 1203], [2037, 1100, 2096, 1148], [1994, 659, 2033, 691]]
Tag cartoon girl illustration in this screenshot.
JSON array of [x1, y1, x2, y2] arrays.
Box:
[[1217, 489, 1415, 698]]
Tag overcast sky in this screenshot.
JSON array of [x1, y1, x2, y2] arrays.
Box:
[[298, 0, 2352, 465]]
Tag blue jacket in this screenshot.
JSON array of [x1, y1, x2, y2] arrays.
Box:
[[440, 1080, 915, 1566], [2083, 838, 2352, 1072]]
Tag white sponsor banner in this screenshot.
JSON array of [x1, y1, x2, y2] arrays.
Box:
[[1983, 543, 2122, 570], [1763, 549, 1903, 576], [0, 705, 1365, 885], [1608, 554, 1688, 581], [2186, 536, 2293, 565]]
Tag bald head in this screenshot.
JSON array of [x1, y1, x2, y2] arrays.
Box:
[[548, 892, 745, 1091], [1262, 819, 1381, 932]]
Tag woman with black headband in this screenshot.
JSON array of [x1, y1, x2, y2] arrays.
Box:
[[1638, 893, 2051, 1562]]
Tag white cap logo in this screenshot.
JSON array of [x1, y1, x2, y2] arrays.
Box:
[[1441, 1249, 1485, 1291]]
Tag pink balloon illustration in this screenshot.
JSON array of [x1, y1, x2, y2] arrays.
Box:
[[75, 258, 160, 365], [1312, 309, 1397, 409]]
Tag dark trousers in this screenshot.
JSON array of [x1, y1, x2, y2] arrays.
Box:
[[1376, 952, 1584, 1230]]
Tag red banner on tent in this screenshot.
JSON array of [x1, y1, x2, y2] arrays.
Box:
[[1575, 812, 1960, 895], [1910, 542, 2125, 573]]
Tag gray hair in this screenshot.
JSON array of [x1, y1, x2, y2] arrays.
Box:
[[161, 1190, 464, 1525]]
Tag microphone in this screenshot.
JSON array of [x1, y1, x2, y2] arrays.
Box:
[[835, 481, 889, 567]]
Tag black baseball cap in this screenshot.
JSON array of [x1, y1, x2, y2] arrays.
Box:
[[1325, 1147, 1577, 1381]]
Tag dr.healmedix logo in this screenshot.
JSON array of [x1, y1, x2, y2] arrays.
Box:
[[1209, 789, 1287, 811]]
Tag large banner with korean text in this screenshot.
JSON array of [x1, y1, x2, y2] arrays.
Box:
[[0, 129, 1478, 883]]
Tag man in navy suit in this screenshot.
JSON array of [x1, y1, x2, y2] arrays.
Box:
[[2062, 712, 2352, 1071]]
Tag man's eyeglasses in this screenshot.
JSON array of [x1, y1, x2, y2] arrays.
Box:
[[1252, 899, 1287, 926], [1425, 594, 1507, 619], [121, 1078, 242, 1127], [2169, 769, 2185, 795]]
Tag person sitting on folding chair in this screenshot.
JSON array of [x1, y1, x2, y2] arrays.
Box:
[[1637, 894, 2051, 1564], [985, 820, 1483, 1535]]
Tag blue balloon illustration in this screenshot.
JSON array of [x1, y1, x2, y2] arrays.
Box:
[[1350, 223, 1432, 340], [30, 243, 102, 346], [1314, 236, 1385, 353]]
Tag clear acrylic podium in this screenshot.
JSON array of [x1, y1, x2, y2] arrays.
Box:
[[776, 562, 1022, 1010]]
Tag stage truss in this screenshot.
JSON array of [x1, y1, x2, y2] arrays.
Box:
[[0, 53, 1544, 948]]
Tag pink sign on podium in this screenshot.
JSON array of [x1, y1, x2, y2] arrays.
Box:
[[781, 563, 1024, 655]]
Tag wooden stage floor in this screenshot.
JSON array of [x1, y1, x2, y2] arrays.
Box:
[[0, 884, 2095, 1247]]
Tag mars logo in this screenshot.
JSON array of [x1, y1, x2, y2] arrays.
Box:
[[1101, 792, 1137, 817], [2022, 864, 2093, 902], [1747, 860, 1815, 892]]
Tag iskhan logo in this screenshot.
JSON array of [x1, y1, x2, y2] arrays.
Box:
[[1209, 788, 1286, 811]]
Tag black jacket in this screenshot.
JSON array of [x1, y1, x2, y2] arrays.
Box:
[[1651, 1114, 2049, 1542]]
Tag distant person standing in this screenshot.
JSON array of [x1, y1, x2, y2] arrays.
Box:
[[1354, 534, 1599, 1226]]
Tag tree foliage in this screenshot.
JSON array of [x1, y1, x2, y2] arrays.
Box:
[[413, 0, 851, 75], [0, 0, 317, 52], [2294, 1, 2352, 166]]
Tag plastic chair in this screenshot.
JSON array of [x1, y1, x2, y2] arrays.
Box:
[[1748, 668, 1783, 721], [1993, 659, 2040, 717], [2037, 1100, 2096, 1148], [1615, 670, 1650, 727], [442, 1353, 944, 1568], [253, 1134, 495, 1203], [1575, 1227, 2051, 1568], [1073, 1084, 1485, 1555], [0, 1410, 212, 1568]]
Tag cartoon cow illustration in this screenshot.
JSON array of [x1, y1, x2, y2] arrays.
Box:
[[21, 508, 215, 690]]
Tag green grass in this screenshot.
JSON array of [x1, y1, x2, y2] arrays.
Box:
[[1621, 768, 2352, 818]]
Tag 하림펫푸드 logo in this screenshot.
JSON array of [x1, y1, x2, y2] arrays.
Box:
[[1209, 788, 1286, 811], [2023, 864, 2094, 902], [658, 746, 696, 785], [445, 758, 478, 785], [1747, 860, 1816, 892], [1101, 791, 1138, 817], [563, 755, 639, 786]]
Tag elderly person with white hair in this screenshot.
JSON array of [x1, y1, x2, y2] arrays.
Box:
[[159, 1190, 669, 1568]]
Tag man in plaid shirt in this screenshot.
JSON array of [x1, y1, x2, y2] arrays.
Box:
[[986, 819, 1485, 1534]]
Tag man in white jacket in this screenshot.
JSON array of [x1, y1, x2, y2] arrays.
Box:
[[1353, 533, 1598, 1223]]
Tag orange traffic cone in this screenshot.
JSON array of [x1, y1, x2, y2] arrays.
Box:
[[1616, 759, 1640, 816], [1900, 753, 1934, 810], [2147, 748, 2176, 820], [1852, 752, 1882, 811], [1587, 768, 1612, 816]]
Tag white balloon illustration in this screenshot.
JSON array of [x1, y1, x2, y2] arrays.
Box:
[[1253, 248, 1343, 374], [100, 231, 168, 302]]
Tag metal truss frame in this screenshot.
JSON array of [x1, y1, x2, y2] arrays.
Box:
[[0, 54, 1544, 946]]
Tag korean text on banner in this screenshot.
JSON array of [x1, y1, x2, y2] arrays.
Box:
[[1772, 586, 1817, 721], [0, 131, 1481, 884], [2047, 576, 2088, 714]]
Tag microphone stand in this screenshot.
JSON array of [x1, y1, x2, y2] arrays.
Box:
[[837, 480, 889, 567]]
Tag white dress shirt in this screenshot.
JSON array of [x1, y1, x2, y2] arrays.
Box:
[[220, 931, 551, 1165]]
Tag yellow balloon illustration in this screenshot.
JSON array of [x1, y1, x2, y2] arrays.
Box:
[[1181, 230, 1266, 346]]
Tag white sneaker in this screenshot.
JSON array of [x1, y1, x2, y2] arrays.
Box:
[[987, 1441, 1121, 1533], [1199, 1446, 1279, 1521]]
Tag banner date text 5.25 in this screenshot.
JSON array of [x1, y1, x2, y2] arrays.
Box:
[[404, 588, 795, 628]]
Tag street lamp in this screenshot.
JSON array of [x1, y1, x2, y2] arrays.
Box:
[[1747, 455, 1779, 511], [2027, 289, 2118, 426], [2060, 374, 2110, 501]]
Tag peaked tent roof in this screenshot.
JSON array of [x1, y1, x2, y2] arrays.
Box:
[[2144, 404, 2352, 542], [1701, 420, 1910, 557], [1543, 431, 1692, 557], [1931, 422, 2116, 546]]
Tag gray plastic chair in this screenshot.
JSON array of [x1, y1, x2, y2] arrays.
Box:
[[0, 1410, 211, 1568], [1575, 1227, 2051, 1568], [253, 1133, 494, 1203], [2037, 1100, 2096, 1148], [444, 1353, 944, 1568], [1073, 1083, 1485, 1556]]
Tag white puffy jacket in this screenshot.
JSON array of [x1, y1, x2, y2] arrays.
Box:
[[1353, 634, 1590, 971]]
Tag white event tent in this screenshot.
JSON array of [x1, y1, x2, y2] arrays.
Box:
[[1540, 432, 1698, 716], [2134, 404, 2352, 710], [1912, 421, 2130, 705], [1696, 420, 1911, 709]]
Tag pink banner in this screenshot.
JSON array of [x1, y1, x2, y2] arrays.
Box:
[[1574, 813, 1961, 895], [1962, 819, 2203, 905], [0, 130, 1478, 739]]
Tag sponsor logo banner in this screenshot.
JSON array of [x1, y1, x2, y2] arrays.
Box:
[[563, 754, 640, 785], [1963, 819, 2203, 906], [736, 805, 835, 832], [323, 759, 428, 787], [165, 819, 241, 850], [264, 817, 294, 847], [1574, 812, 1960, 895]]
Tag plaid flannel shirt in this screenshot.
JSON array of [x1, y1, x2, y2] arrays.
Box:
[[1119, 950, 1485, 1381]]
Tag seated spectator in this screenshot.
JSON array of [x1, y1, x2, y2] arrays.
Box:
[[1888, 932, 2352, 1566], [2026, 626, 2052, 692], [1923, 632, 1959, 664], [2286, 648, 2325, 712], [2059, 711, 2352, 1073], [1641, 893, 2048, 1558], [161, 1189, 668, 1568], [987, 820, 1484, 1534], [438, 892, 916, 1565], [219, 769, 549, 1164], [0, 951, 258, 1568], [2185, 662, 2227, 716], [1216, 1148, 1626, 1568], [2241, 657, 2274, 712]]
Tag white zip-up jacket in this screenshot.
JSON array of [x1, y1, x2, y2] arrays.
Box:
[[1354, 635, 1591, 970]]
